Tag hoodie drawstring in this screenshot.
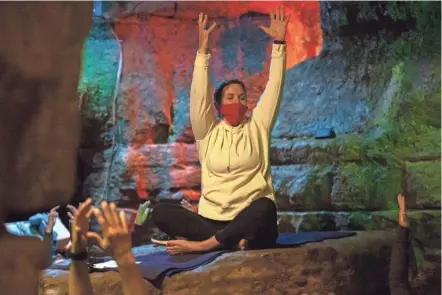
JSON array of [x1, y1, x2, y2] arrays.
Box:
[[227, 130, 233, 172]]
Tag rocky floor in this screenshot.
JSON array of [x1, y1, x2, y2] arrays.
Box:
[[38, 230, 440, 295]]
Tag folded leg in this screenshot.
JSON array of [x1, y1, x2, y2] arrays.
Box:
[[152, 203, 226, 242], [215, 197, 278, 249]]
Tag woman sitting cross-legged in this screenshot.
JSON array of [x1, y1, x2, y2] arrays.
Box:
[[152, 7, 290, 255]]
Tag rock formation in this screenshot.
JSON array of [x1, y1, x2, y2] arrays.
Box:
[[80, 1, 440, 262], [0, 2, 93, 294], [0, 1, 439, 294]]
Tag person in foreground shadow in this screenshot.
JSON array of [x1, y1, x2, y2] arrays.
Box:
[[152, 7, 290, 255], [67, 199, 148, 295], [389, 193, 414, 295]]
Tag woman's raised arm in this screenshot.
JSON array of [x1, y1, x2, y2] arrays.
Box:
[[190, 13, 218, 140], [252, 7, 290, 132]]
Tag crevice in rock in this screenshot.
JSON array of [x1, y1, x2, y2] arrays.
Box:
[[339, 2, 416, 37], [239, 11, 268, 19]]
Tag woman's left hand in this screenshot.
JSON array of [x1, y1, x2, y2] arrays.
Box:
[[259, 6, 291, 41], [87, 202, 134, 264]]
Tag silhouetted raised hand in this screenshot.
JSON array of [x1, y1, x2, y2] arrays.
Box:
[[87, 202, 133, 262]]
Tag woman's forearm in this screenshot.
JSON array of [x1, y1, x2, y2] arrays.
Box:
[[252, 43, 286, 131], [69, 260, 94, 295], [68, 239, 94, 295], [116, 252, 150, 295]]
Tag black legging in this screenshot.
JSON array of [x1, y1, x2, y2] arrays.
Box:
[[152, 197, 278, 250]]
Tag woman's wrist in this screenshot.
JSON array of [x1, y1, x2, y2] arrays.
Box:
[[273, 39, 286, 44], [199, 46, 209, 55], [115, 251, 136, 266], [71, 238, 87, 254]]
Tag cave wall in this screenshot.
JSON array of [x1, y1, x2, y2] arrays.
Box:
[[80, 1, 440, 263]]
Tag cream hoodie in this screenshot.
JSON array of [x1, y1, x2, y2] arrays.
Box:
[[190, 44, 286, 221]]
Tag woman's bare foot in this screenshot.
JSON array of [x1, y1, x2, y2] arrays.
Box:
[[167, 236, 221, 255], [166, 240, 207, 254], [238, 239, 248, 251]]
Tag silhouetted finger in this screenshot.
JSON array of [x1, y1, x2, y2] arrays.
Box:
[[101, 201, 115, 226], [67, 204, 78, 216], [50, 206, 60, 213], [91, 208, 107, 230], [86, 232, 108, 249], [109, 203, 120, 226], [119, 210, 128, 231], [85, 208, 94, 219], [78, 198, 93, 216]]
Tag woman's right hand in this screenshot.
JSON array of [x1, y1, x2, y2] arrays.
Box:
[[198, 13, 216, 55]]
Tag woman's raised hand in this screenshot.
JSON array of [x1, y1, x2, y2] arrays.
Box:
[[198, 13, 217, 55], [87, 202, 133, 264], [45, 205, 60, 234], [67, 199, 94, 253], [397, 194, 409, 228], [259, 6, 291, 41]]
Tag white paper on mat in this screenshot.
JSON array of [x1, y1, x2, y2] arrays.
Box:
[[93, 260, 141, 269]]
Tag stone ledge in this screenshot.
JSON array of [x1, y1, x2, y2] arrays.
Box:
[[277, 210, 441, 253], [89, 140, 342, 170], [83, 141, 440, 209], [42, 231, 396, 295], [85, 138, 441, 170]]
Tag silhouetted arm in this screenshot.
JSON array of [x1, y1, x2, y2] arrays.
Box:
[[67, 200, 95, 295], [389, 226, 412, 295], [88, 203, 149, 295], [116, 252, 150, 295], [68, 236, 94, 295], [389, 194, 413, 295]]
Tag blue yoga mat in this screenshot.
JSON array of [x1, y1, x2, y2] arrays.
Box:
[[48, 231, 356, 280], [276, 230, 356, 247]]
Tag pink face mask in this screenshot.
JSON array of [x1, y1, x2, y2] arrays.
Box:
[[220, 103, 248, 126]]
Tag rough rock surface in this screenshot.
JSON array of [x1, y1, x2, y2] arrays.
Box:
[[41, 230, 441, 295], [80, 1, 440, 215], [0, 2, 92, 295], [0, 2, 92, 217], [76, 4, 441, 288], [81, 1, 322, 148]]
